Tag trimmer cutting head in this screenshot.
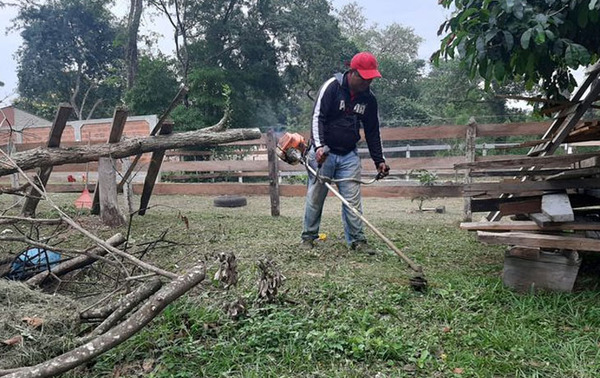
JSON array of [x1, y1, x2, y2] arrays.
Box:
[[409, 275, 428, 292]]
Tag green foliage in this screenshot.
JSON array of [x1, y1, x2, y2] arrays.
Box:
[[124, 55, 179, 117], [13, 0, 124, 120], [434, 0, 600, 105]]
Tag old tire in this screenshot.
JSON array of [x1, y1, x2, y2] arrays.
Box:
[[213, 195, 247, 208]]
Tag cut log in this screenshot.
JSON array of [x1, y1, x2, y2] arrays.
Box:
[[86, 279, 163, 338], [0, 128, 262, 178], [477, 231, 600, 252], [98, 157, 126, 227], [1, 263, 205, 378]]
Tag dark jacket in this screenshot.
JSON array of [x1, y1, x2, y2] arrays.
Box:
[[309, 72, 385, 167]]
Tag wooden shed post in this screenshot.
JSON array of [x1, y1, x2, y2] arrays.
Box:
[[21, 103, 72, 217], [463, 117, 477, 222], [267, 129, 280, 216]]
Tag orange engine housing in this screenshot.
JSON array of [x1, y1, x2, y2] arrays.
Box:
[[276, 132, 307, 165]]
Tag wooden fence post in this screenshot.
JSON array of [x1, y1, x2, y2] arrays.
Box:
[[267, 129, 280, 217], [463, 117, 477, 222]]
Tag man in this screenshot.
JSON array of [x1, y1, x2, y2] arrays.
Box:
[[300, 51, 390, 254]]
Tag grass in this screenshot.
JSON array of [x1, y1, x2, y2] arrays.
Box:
[[4, 194, 600, 377]]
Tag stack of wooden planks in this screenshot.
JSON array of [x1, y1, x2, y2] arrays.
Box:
[[457, 62, 600, 271]]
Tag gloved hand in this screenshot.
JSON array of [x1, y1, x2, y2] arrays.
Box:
[[376, 162, 390, 179], [315, 146, 330, 166]]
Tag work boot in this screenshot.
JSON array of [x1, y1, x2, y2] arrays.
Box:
[[351, 240, 376, 255], [300, 239, 315, 250]]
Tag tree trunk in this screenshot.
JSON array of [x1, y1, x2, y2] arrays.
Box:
[[0, 128, 261, 178], [98, 157, 126, 227], [126, 0, 143, 89]]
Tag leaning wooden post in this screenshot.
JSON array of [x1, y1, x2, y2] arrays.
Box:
[[463, 117, 477, 222], [138, 120, 174, 215], [21, 103, 72, 217], [267, 129, 280, 217]]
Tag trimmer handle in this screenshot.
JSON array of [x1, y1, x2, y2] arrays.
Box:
[[317, 145, 330, 168]]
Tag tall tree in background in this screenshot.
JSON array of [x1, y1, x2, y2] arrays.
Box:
[[14, 0, 123, 120], [146, 0, 352, 130], [434, 0, 600, 106], [125, 0, 144, 90]]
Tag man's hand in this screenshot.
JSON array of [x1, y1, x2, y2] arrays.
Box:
[[377, 162, 390, 179], [315, 146, 330, 165]]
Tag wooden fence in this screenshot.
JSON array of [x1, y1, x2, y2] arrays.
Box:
[[3, 120, 560, 198]]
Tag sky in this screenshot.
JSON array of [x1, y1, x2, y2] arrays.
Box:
[[0, 1, 451, 105]]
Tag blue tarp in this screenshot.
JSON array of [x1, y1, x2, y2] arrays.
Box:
[[8, 248, 61, 280]]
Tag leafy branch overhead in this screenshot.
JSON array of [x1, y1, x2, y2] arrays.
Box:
[[433, 0, 600, 103]]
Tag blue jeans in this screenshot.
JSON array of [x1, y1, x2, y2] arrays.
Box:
[[301, 148, 366, 246]]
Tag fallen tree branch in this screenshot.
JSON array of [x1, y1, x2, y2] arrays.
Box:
[[26, 233, 126, 287], [60, 216, 178, 280], [0, 216, 62, 225], [1, 263, 206, 378], [0, 128, 261, 177], [84, 278, 163, 339]]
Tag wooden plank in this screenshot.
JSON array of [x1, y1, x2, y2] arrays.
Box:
[[545, 167, 600, 180], [477, 231, 600, 252], [455, 152, 600, 170], [21, 103, 72, 217], [464, 178, 600, 195], [498, 198, 541, 216], [507, 246, 540, 260], [138, 121, 174, 215], [529, 72, 600, 156], [91, 107, 128, 215], [469, 168, 566, 177], [541, 193, 574, 222], [472, 193, 600, 212], [461, 220, 600, 231], [530, 212, 557, 227]]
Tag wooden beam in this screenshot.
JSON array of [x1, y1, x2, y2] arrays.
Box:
[[498, 198, 541, 216], [21, 103, 72, 217], [138, 121, 174, 216], [477, 231, 600, 251], [455, 152, 600, 170], [461, 220, 600, 231], [464, 178, 600, 196]]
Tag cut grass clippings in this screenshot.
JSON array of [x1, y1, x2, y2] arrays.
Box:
[[2, 194, 600, 377]]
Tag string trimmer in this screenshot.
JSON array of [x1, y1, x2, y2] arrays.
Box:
[[276, 132, 428, 291]]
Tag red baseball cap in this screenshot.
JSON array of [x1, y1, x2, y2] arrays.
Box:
[[350, 52, 382, 80]]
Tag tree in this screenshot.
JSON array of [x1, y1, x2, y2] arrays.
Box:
[[125, 0, 144, 90], [13, 0, 124, 120], [434, 0, 600, 104], [146, 0, 353, 130], [124, 55, 179, 117]]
